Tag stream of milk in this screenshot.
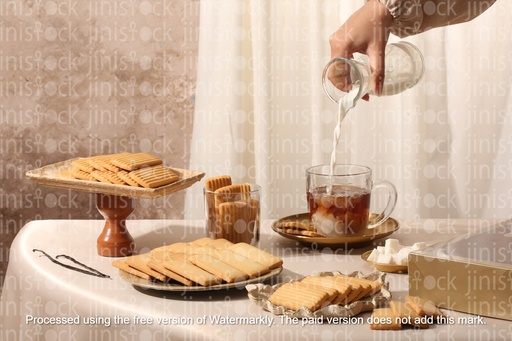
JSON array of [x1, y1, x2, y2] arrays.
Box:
[[328, 88, 359, 193]]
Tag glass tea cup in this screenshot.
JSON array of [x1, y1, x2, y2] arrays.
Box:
[[204, 183, 261, 246], [306, 165, 397, 237], [322, 41, 424, 104]]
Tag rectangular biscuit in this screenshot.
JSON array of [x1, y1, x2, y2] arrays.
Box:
[[405, 295, 445, 318], [214, 184, 251, 206], [228, 242, 283, 269], [150, 249, 189, 262], [338, 275, 382, 297], [208, 238, 234, 249], [390, 301, 429, 329], [189, 254, 248, 283], [71, 158, 95, 173], [217, 202, 241, 243], [204, 176, 232, 239], [161, 259, 223, 286], [112, 260, 151, 280], [71, 168, 97, 181], [129, 165, 179, 188], [301, 276, 352, 305], [306, 276, 362, 305], [90, 170, 113, 183], [146, 259, 194, 286], [56, 168, 74, 179], [188, 237, 214, 246], [274, 221, 316, 231], [117, 170, 141, 187], [111, 152, 163, 171], [211, 249, 270, 278], [102, 171, 127, 185], [88, 153, 128, 172], [269, 282, 329, 311], [370, 308, 402, 330], [152, 243, 209, 256], [204, 175, 232, 191], [86, 154, 111, 172], [124, 255, 167, 282], [296, 282, 338, 304], [334, 275, 377, 301]]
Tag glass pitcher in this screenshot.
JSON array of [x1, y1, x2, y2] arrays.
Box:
[[322, 41, 424, 103]]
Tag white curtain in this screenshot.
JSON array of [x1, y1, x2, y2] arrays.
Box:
[[185, 0, 512, 222]]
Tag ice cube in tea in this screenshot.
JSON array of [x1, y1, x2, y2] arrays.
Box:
[[307, 185, 371, 236]]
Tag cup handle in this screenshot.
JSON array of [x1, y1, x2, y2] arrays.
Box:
[[367, 180, 397, 229]]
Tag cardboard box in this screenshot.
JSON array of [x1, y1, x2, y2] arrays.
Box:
[[408, 220, 512, 321]]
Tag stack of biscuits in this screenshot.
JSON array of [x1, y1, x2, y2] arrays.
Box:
[[113, 237, 283, 286], [204, 175, 260, 244], [268, 274, 382, 311], [370, 295, 445, 330], [57, 152, 179, 189]]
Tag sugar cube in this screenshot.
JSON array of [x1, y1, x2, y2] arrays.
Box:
[[384, 239, 401, 254]]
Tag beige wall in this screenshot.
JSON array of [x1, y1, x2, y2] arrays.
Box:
[[0, 1, 200, 290]]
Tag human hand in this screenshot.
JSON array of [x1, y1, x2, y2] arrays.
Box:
[[329, 0, 393, 96]]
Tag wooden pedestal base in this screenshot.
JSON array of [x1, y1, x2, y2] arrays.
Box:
[[96, 193, 135, 257]]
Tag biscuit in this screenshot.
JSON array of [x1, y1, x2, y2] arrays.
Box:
[[217, 202, 248, 244], [90, 170, 113, 183], [283, 229, 326, 237], [150, 249, 189, 262], [117, 171, 141, 187], [147, 259, 194, 286], [301, 276, 352, 305], [71, 168, 97, 181], [88, 153, 128, 172], [405, 295, 445, 318], [112, 259, 151, 280], [188, 237, 214, 246], [125, 254, 167, 282], [340, 275, 382, 297], [86, 155, 109, 172], [102, 171, 127, 185], [211, 249, 270, 278], [129, 165, 179, 188], [228, 242, 283, 269], [111, 152, 163, 171], [298, 283, 339, 304], [305, 276, 363, 305], [204, 176, 232, 238], [390, 301, 429, 329], [151, 243, 187, 255], [269, 282, 330, 311], [274, 221, 315, 231], [161, 259, 223, 286], [204, 175, 232, 191], [342, 285, 364, 305], [208, 238, 233, 249], [71, 158, 95, 173], [190, 254, 248, 283], [56, 168, 74, 179], [336, 276, 373, 301], [214, 184, 251, 206], [370, 308, 402, 330]]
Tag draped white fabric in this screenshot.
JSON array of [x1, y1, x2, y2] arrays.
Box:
[[185, 0, 512, 222]]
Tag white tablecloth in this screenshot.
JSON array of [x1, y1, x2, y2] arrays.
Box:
[[1, 219, 511, 340]]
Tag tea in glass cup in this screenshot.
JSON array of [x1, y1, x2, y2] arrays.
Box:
[[306, 165, 397, 237]]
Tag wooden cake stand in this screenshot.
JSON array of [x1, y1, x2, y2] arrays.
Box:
[[26, 160, 205, 257]]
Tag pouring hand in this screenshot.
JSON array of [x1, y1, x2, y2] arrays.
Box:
[[329, 0, 393, 96]]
